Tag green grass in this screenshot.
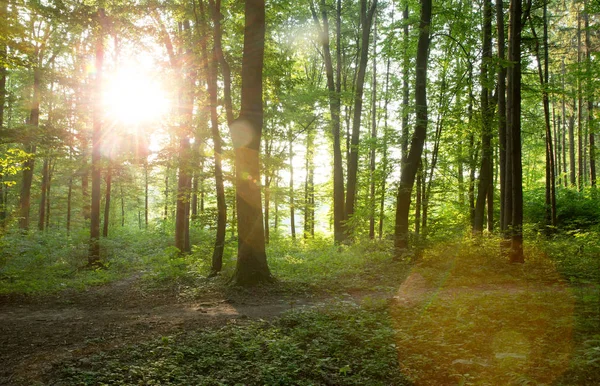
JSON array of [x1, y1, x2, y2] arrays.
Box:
[[3, 227, 600, 384], [54, 301, 410, 386]]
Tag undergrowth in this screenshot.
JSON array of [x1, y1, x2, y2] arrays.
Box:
[[53, 301, 410, 386]]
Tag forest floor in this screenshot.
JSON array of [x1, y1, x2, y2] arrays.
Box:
[[1, 238, 599, 385], [0, 272, 328, 385], [2, 264, 596, 385]]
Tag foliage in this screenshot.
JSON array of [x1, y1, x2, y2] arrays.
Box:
[[524, 188, 600, 230]]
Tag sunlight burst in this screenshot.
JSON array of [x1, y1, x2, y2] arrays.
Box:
[[103, 67, 171, 126]]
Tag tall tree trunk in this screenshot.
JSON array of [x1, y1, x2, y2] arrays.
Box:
[[497, 0, 507, 232], [204, 0, 227, 273], [175, 20, 194, 254], [529, 3, 556, 231], [230, 0, 271, 286], [66, 177, 73, 236], [378, 34, 392, 240], [569, 110, 576, 186], [555, 106, 561, 186], [415, 164, 422, 236], [82, 162, 91, 220], [562, 60, 568, 188], [164, 167, 169, 221], [102, 163, 112, 237], [45, 159, 52, 230], [577, 13, 584, 192], [507, 0, 523, 263], [289, 129, 296, 239], [38, 157, 50, 231], [345, 0, 377, 229], [19, 67, 40, 231], [310, 0, 345, 243], [120, 182, 125, 227], [304, 128, 315, 239], [144, 161, 149, 227], [89, 8, 105, 265], [401, 3, 410, 162], [369, 13, 377, 240], [394, 0, 432, 255], [584, 1, 595, 191], [0, 0, 6, 226], [474, 0, 494, 233]]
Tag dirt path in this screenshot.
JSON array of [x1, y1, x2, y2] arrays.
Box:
[[0, 276, 315, 385]]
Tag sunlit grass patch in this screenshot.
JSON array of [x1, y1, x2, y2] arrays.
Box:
[[391, 238, 576, 385]]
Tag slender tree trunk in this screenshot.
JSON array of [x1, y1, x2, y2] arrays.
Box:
[[310, 0, 345, 243], [89, 8, 105, 265], [562, 63, 567, 188], [530, 4, 556, 230], [230, 0, 271, 286], [369, 14, 377, 240], [415, 164, 422, 236], [164, 168, 169, 221], [345, 0, 377, 229], [66, 177, 72, 236], [507, 0, 523, 263], [577, 13, 584, 192], [569, 110, 576, 186], [474, 0, 494, 233], [555, 106, 561, 186], [120, 183, 125, 227], [0, 1, 6, 226], [401, 3, 410, 162], [304, 128, 315, 239], [584, 1, 595, 191], [82, 162, 90, 220], [497, 0, 507, 232], [201, 0, 227, 273], [102, 163, 112, 237], [378, 37, 391, 240], [394, 0, 432, 255], [45, 159, 52, 230], [38, 158, 50, 231], [288, 129, 296, 239], [19, 67, 41, 231], [144, 161, 149, 227]]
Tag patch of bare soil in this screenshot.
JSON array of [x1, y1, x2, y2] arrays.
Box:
[[0, 276, 312, 385]]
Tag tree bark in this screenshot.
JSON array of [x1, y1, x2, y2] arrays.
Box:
[[102, 162, 112, 237], [289, 129, 296, 239], [204, 0, 227, 273], [345, 0, 377, 229], [584, 1, 595, 190], [529, 4, 556, 231], [19, 67, 40, 231], [369, 13, 377, 240], [310, 0, 345, 243], [497, 0, 507, 232], [394, 0, 432, 255], [507, 0, 523, 263], [38, 157, 50, 231], [474, 0, 494, 233], [230, 0, 271, 286], [89, 8, 105, 265]]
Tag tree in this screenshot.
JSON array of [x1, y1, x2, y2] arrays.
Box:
[[310, 0, 345, 244], [394, 0, 432, 255], [229, 0, 272, 286], [473, 0, 494, 233], [89, 8, 105, 265], [506, 0, 523, 263], [345, 0, 377, 233]]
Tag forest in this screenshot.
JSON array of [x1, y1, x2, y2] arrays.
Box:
[[1, 0, 599, 384]]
